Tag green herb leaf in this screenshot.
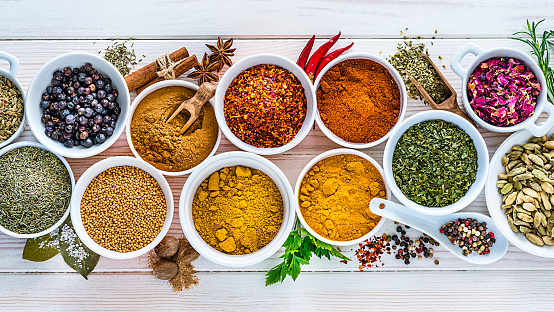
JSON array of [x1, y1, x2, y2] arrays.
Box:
[[58, 218, 100, 280], [22, 232, 59, 262]]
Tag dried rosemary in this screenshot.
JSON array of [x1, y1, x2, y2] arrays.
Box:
[[100, 40, 143, 77], [0, 146, 72, 234], [0, 76, 24, 143]]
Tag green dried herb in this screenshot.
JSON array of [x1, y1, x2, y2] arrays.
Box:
[[388, 41, 446, 103], [392, 120, 478, 207], [0, 75, 24, 143], [100, 39, 143, 77], [0, 146, 72, 234]]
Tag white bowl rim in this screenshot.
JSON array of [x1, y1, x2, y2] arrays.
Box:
[[179, 151, 296, 267], [312, 52, 408, 149], [486, 127, 554, 258], [26, 52, 130, 158], [214, 53, 316, 155], [126, 80, 221, 176], [294, 148, 389, 246], [70, 156, 174, 259], [0, 68, 26, 150], [383, 110, 489, 215], [0, 141, 75, 238]]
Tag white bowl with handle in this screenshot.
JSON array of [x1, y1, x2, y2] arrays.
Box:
[[0, 51, 26, 150]]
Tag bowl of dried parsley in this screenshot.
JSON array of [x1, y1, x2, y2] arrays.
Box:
[[383, 110, 489, 215], [214, 54, 316, 155]]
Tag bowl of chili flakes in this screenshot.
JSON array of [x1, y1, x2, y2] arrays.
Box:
[[214, 54, 316, 155]]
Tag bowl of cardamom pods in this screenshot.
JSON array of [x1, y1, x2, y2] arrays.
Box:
[[0, 52, 25, 150], [486, 129, 554, 258]]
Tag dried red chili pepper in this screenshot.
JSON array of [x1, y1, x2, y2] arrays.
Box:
[[314, 42, 354, 79], [305, 31, 341, 81], [296, 35, 315, 70]]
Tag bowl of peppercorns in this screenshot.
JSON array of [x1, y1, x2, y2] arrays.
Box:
[[26, 52, 129, 158]]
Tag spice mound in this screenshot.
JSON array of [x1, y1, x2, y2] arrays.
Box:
[[224, 64, 307, 148], [40, 63, 121, 148], [392, 119, 478, 207], [497, 134, 554, 247], [0, 146, 71, 234], [468, 57, 541, 127], [81, 166, 166, 253], [192, 166, 284, 255], [131, 86, 219, 172], [440, 218, 495, 256], [0, 76, 24, 144], [317, 59, 401, 144], [298, 154, 385, 241]]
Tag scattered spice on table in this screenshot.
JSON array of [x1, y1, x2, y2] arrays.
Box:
[[388, 41, 446, 103], [40, 63, 121, 148], [101, 40, 142, 77], [206, 37, 235, 72], [0, 76, 24, 144], [192, 166, 284, 255], [392, 119, 478, 207], [224, 64, 307, 148], [467, 57, 541, 127], [81, 166, 166, 253], [317, 59, 401, 144], [298, 154, 386, 242], [497, 134, 554, 247], [387, 225, 439, 265], [344, 235, 390, 270], [130, 86, 219, 172], [440, 218, 496, 255], [0, 146, 72, 234]]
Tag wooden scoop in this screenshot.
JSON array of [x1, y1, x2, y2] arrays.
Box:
[[166, 82, 216, 135], [406, 54, 475, 126]]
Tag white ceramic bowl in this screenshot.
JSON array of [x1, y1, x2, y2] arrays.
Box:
[[313, 52, 407, 149], [70, 157, 174, 259], [0, 141, 75, 238], [26, 52, 130, 158], [486, 128, 554, 258], [0, 52, 26, 149], [126, 80, 221, 176], [179, 151, 296, 267], [451, 43, 552, 136], [214, 54, 316, 155], [383, 110, 489, 215], [294, 149, 389, 246]]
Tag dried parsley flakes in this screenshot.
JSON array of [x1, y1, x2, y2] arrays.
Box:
[[392, 120, 478, 207]]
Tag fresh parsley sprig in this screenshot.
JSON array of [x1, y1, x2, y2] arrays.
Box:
[[513, 19, 554, 103], [265, 225, 350, 286]]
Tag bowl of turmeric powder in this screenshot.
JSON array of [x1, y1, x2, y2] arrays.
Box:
[[313, 53, 407, 149], [179, 151, 296, 267], [295, 149, 390, 246]]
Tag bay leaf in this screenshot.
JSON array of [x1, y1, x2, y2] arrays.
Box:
[[58, 218, 100, 280], [22, 232, 59, 262]]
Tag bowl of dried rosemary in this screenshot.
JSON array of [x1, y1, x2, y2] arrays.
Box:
[[0, 52, 26, 150]]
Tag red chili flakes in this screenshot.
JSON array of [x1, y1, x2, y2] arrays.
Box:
[[341, 236, 390, 271], [224, 64, 307, 148]]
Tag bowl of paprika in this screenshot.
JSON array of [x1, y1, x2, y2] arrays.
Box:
[[313, 52, 407, 149]]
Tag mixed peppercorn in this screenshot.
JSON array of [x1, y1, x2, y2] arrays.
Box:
[[440, 218, 496, 256], [387, 225, 440, 265]]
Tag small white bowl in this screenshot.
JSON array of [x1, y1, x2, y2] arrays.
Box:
[[214, 54, 316, 155], [383, 110, 489, 215], [0, 141, 75, 238], [0, 52, 26, 150], [70, 157, 174, 259], [126, 80, 221, 176], [313, 52, 408, 149], [451, 43, 552, 136], [179, 151, 296, 267], [486, 128, 554, 258], [26, 52, 130, 158], [294, 148, 389, 246]]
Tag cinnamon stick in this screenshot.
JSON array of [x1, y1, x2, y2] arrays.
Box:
[[136, 55, 199, 94], [125, 46, 189, 91]]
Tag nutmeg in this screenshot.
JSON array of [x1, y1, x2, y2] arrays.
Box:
[[155, 236, 179, 258], [152, 260, 179, 280]]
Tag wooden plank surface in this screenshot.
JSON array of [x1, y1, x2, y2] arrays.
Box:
[[1, 1, 554, 309]]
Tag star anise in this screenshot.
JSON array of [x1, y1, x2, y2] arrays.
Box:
[[187, 53, 219, 85], [206, 37, 235, 72]]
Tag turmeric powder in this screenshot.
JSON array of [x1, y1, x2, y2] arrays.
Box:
[[298, 154, 386, 242], [192, 166, 284, 255]]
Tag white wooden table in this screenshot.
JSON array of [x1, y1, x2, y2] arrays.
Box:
[[1, 1, 553, 310]]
